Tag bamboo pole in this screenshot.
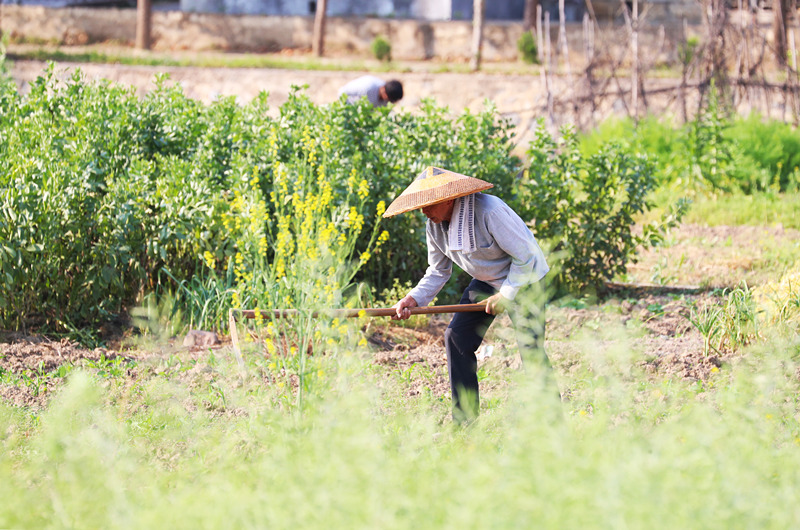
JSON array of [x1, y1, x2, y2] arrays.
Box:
[[544, 11, 555, 122], [536, 3, 544, 61], [583, 11, 594, 65], [559, 0, 573, 82]]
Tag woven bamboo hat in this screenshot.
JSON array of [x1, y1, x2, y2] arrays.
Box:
[[382, 167, 493, 218]]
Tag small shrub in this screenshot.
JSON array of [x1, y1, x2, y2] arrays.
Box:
[[514, 120, 687, 293], [678, 36, 700, 67], [371, 35, 392, 62], [0, 69, 520, 337], [517, 30, 539, 64]]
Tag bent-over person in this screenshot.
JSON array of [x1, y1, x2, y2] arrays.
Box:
[[383, 167, 556, 423], [338, 75, 403, 107]]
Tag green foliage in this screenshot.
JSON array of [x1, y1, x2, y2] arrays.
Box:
[[579, 96, 800, 195], [678, 36, 700, 67], [515, 121, 686, 292], [687, 284, 760, 356], [0, 66, 519, 335], [726, 113, 800, 192], [370, 35, 392, 62], [516, 30, 539, 64]]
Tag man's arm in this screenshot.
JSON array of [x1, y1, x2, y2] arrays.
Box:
[[486, 205, 549, 304], [399, 223, 452, 316]]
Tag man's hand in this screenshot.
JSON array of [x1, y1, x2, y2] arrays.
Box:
[[485, 293, 510, 315], [392, 295, 419, 320]]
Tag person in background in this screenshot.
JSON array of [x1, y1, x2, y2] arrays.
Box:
[[383, 166, 555, 423], [338, 75, 403, 107]]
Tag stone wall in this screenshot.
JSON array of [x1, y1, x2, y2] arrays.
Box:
[[1, 4, 699, 60]]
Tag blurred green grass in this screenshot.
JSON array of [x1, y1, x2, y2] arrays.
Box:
[[1, 329, 799, 528]]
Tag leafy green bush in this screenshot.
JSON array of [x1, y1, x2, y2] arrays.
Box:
[[515, 121, 686, 292], [726, 113, 800, 192], [0, 66, 520, 334], [516, 30, 539, 64], [370, 35, 392, 62], [579, 92, 799, 194]]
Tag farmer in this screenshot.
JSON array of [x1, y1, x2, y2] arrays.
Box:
[[384, 167, 554, 422], [338, 75, 403, 107]]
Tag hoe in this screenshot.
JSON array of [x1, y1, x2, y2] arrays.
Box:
[[228, 303, 488, 367]]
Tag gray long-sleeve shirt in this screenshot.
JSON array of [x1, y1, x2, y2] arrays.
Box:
[[338, 75, 386, 107], [408, 193, 549, 307]]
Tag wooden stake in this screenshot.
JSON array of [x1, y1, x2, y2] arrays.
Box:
[[536, 4, 544, 64], [135, 0, 152, 50], [312, 0, 328, 57], [471, 0, 485, 71]]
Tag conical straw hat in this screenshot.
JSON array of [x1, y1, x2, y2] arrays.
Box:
[[382, 167, 493, 218]]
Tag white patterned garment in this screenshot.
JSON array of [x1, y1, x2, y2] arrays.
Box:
[[448, 194, 477, 254]]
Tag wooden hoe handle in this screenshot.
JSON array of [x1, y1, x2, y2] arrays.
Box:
[[232, 302, 488, 320]]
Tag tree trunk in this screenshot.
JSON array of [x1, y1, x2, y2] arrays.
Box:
[[312, 0, 328, 58], [135, 0, 152, 50], [471, 0, 485, 71], [773, 0, 791, 65], [523, 0, 539, 31]]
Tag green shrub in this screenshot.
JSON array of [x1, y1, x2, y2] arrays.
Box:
[[515, 121, 687, 293], [370, 35, 392, 62], [0, 67, 520, 335], [517, 30, 539, 64], [578, 96, 799, 194], [726, 113, 800, 192]]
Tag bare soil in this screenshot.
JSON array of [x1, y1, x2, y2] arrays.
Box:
[[6, 222, 785, 409]]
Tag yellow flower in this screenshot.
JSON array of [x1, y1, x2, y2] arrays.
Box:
[[357, 310, 366, 318], [358, 179, 369, 199], [359, 251, 371, 264], [358, 337, 368, 347], [376, 201, 386, 217], [203, 251, 215, 269]]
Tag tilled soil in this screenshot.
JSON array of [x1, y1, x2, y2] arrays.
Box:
[[4, 221, 791, 409], [0, 293, 725, 410]]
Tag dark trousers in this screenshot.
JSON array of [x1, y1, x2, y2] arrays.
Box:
[[445, 278, 551, 422]]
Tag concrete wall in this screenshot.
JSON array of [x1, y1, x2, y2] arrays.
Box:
[[176, 0, 699, 21], [1, 4, 698, 59]]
